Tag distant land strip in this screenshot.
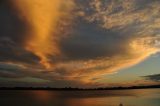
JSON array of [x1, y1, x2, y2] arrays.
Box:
[[0, 85, 160, 90]]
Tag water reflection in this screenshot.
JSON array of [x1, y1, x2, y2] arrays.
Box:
[[0, 89, 159, 106], [31, 91, 53, 102]]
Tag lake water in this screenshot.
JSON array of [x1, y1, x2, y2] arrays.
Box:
[[0, 89, 159, 106]]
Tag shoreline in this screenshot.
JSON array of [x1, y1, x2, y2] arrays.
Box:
[[0, 85, 159, 91]]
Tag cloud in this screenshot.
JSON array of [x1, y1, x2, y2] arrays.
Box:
[[0, 62, 102, 87], [0, 0, 160, 87], [0, 38, 40, 65], [84, 0, 160, 30], [55, 0, 160, 82], [10, 0, 75, 69], [143, 74, 160, 82]]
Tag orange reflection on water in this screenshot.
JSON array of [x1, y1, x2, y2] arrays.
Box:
[[65, 97, 122, 106], [31, 91, 55, 102]]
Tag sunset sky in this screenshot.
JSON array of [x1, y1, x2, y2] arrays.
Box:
[[0, 0, 160, 88]]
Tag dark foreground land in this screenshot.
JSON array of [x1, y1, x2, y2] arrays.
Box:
[[0, 84, 160, 90]]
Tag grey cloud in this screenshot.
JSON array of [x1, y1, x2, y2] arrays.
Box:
[[143, 74, 160, 82], [0, 63, 26, 78], [0, 1, 27, 43], [60, 18, 130, 61], [0, 38, 40, 65]]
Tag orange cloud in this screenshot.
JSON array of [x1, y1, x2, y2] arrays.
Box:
[[11, 0, 75, 69]]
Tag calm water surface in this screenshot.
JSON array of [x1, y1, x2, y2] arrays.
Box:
[[0, 89, 159, 106]]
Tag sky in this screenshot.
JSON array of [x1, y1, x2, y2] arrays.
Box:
[[0, 0, 160, 88]]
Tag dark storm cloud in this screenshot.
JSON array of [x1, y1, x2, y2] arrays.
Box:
[[143, 74, 160, 82], [0, 1, 39, 65], [60, 18, 129, 60], [0, 1, 27, 43]]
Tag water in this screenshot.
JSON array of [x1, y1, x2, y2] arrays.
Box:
[[0, 89, 159, 106]]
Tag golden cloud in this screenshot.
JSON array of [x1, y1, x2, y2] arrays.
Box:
[[11, 0, 75, 69]]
